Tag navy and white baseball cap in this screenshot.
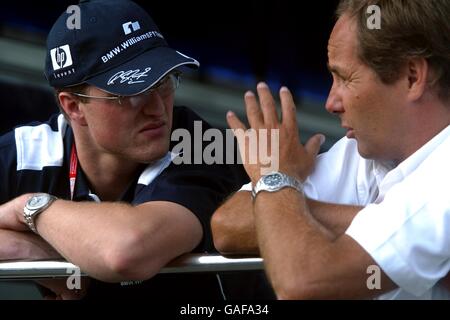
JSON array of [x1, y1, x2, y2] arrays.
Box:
[[45, 0, 199, 95]]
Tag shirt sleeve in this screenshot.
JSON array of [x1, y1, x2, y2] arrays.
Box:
[[0, 131, 18, 203], [304, 137, 365, 204], [346, 176, 450, 296], [239, 182, 252, 192], [133, 161, 243, 252]]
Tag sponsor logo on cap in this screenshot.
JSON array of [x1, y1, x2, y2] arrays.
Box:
[[50, 45, 73, 71], [122, 21, 141, 35], [101, 31, 164, 64]]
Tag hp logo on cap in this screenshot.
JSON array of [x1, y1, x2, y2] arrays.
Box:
[[50, 45, 73, 71]]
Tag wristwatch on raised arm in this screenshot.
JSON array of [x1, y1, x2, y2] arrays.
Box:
[[252, 171, 304, 199], [23, 193, 58, 234]]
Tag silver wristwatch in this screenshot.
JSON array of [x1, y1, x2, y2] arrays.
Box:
[[252, 172, 304, 199], [23, 193, 57, 234]]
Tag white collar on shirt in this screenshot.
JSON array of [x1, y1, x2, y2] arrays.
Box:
[[372, 124, 450, 202]]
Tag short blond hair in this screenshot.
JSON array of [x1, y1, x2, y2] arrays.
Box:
[[337, 0, 450, 102]]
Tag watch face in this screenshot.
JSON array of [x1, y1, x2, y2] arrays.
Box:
[[263, 173, 282, 186], [27, 194, 51, 210]]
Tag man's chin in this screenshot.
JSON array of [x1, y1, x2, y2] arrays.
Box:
[[356, 142, 374, 160], [138, 146, 170, 165], [357, 143, 387, 161]]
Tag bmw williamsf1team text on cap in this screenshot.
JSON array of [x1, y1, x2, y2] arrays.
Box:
[[45, 0, 199, 95]]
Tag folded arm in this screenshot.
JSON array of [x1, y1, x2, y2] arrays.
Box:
[[211, 191, 362, 255], [254, 188, 396, 299], [0, 195, 202, 282]]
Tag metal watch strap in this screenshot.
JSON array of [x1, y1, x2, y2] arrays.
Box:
[[252, 172, 304, 199], [24, 212, 38, 234], [23, 194, 57, 234]]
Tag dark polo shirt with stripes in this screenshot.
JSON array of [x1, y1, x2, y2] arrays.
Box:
[[0, 106, 248, 300]]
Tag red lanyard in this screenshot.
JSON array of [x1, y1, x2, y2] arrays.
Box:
[[69, 143, 78, 201]]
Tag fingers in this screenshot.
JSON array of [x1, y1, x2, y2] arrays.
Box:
[[227, 111, 255, 176], [229, 84, 299, 134], [256, 82, 279, 126], [226, 111, 247, 131], [244, 91, 264, 128], [279, 86, 298, 131], [304, 134, 326, 158]]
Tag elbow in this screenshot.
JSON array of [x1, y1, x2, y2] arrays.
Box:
[[211, 209, 258, 255], [210, 211, 235, 255], [275, 282, 320, 300], [103, 230, 159, 281], [212, 234, 233, 256], [105, 252, 139, 282], [272, 272, 326, 300]]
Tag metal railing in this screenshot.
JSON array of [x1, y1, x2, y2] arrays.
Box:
[[0, 254, 263, 280]]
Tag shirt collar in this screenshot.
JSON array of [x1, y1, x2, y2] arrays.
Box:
[[373, 124, 450, 201]]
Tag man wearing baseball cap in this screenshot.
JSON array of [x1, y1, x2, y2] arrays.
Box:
[[0, 0, 245, 300]]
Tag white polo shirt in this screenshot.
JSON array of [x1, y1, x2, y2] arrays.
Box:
[[241, 125, 450, 299]]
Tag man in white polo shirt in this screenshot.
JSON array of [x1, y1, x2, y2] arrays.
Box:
[[211, 0, 450, 299]]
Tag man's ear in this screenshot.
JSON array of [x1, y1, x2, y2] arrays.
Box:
[[58, 92, 88, 126], [406, 57, 429, 102]]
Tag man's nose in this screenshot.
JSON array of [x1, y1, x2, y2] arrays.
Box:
[[325, 85, 344, 114], [141, 92, 165, 116]]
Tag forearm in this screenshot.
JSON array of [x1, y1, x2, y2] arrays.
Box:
[[35, 200, 187, 282], [254, 189, 333, 299], [35, 199, 203, 282], [211, 191, 361, 255], [254, 189, 395, 299], [308, 199, 362, 238], [0, 229, 60, 261], [35, 200, 134, 280]]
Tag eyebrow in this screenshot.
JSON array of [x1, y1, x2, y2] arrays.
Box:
[[327, 62, 346, 78]]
